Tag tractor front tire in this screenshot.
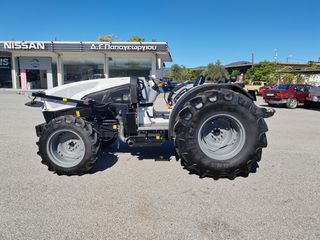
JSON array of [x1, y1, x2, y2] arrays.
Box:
[[174, 90, 268, 180], [37, 115, 100, 175]]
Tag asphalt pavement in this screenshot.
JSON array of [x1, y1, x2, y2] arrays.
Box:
[[0, 93, 319, 240]]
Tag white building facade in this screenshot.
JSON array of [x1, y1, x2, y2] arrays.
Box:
[[0, 41, 172, 90]]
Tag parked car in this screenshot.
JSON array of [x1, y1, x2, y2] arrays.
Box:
[[306, 86, 320, 104], [259, 83, 278, 95], [245, 81, 267, 95], [92, 74, 106, 79], [263, 84, 312, 109]]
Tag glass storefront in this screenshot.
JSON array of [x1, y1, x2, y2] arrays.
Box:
[[109, 57, 152, 78], [0, 55, 160, 89], [52, 62, 58, 87], [0, 56, 12, 88], [63, 57, 104, 84], [26, 69, 47, 89]]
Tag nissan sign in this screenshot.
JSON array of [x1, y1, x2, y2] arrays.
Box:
[[3, 42, 45, 50]]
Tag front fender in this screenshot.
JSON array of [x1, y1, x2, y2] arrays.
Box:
[[168, 83, 256, 138]]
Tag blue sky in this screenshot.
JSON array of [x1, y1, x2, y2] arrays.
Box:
[[1, 0, 319, 67]]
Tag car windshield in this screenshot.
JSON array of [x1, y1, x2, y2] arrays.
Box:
[[273, 84, 292, 90]]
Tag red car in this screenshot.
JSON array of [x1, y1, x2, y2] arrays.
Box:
[[263, 84, 312, 109], [259, 83, 278, 95]]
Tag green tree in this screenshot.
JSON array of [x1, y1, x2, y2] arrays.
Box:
[[307, 61, 318, 68], [127, 36, 145, 42], [296, 74, 306, 84], [165, 64, 193, 82], [245, 61, 279, 84], [181, 67, 193, 81], [98, 34, 116, 42], [281, 73, 296, 83], [165, 64, 180, 81], [202, 60, 229, 82], [231, 69, 241, 77], [190, 69, 203, 79]]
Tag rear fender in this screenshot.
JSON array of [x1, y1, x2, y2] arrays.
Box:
[[168, 84, 255, 138]]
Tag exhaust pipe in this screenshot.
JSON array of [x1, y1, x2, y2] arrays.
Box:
[[116, 115, 128, 143]]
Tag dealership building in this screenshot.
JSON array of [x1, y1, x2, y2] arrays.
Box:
[[0, 41, 172, 90]]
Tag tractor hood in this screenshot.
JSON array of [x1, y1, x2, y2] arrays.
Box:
[[43, 77, 130, 111]]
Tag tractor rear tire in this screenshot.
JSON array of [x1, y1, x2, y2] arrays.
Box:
[[37, 115, 100, 175], [174, 90, 268, 180]]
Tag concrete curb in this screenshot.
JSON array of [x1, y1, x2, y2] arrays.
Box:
[[0, 88, 35, 95]]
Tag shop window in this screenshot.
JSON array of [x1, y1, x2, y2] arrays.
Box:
[[52, 63, 58, 87], [63, 57, 104, 84], [0, 57, 12, 88], [109, 58, 151, 78]]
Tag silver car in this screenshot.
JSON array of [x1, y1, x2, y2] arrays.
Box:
[[306, 86, 320, 102]]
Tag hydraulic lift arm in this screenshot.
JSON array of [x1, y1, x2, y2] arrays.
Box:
[[31, 91, 96, 107]]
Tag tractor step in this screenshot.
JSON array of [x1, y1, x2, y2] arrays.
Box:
[[138, 122, 169, 130]]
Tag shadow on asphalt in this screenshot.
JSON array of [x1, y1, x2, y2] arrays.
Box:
[[109, 140, 176, 160], [89, 152, 119, 174], [24, 101, 44, 108], [89, 140, 177, 174], [303, 103, 320, 112], [259, 103, 289, 108], [89, 140, 260, 178]]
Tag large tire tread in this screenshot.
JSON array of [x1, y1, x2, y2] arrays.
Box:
[[37, 115, 100, 176], [174, 90, 268, 180]]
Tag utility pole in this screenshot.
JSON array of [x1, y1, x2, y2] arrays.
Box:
[[251, 52, 254, 69]]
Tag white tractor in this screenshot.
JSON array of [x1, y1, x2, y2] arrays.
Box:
[[29, 76, 275, 179]]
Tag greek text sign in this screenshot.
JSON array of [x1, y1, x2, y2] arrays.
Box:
[[90, 43, 157, 51]]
